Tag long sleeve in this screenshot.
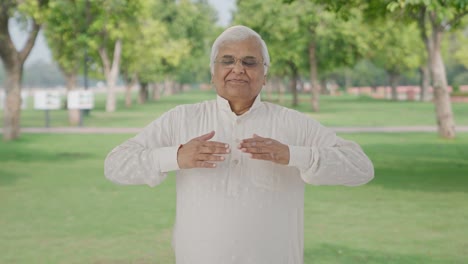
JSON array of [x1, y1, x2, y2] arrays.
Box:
[[104, 110, 181, 187], [288, 122, 374, 186]]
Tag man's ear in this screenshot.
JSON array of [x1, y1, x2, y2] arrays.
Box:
[[263, 75, 267, 86]]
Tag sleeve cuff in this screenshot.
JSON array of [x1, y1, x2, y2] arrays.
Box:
[[152, 146, 181, 173], [288, 145, 313, 171]]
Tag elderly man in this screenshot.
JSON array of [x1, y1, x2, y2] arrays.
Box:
[[104, 25, 374, 264]]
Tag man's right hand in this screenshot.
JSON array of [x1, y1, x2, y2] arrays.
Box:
[[177, 131, 230, 169]]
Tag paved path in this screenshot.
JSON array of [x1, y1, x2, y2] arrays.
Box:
[[2, 126, 468, 134]]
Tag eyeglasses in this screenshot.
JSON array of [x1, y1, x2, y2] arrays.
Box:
[[214, 56, 265, 69]]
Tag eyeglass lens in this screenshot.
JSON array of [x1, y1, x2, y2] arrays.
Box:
[[217, 56, 261, 68]]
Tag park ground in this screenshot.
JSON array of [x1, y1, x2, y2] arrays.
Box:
[[1, 90, 468, 263]]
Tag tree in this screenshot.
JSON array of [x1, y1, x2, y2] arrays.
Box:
[[367, 19, 422, 100], [0, 0, 49, 141], [386, 1, 468, 138], [44, 0, 88, 125], [84, 0, 142, 112], [235, 0, 310, 107]]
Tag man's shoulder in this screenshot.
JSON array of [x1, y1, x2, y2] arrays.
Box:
[[262, 101, 306, 117], [170, 99, 216, 113]]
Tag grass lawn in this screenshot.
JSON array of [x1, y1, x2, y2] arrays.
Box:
[[1, 133, 467, 263], [10, 89, 468, 128]]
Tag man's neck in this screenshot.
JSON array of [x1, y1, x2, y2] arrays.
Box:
[[229, 99, 255, 116]]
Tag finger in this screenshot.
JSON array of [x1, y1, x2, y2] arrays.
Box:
[[196, 131, 215, 141], [199, 146, 231, 154], [196, 154, 226, 162], [241, 136, 272, 144], [240, 147, 268, 154], [238, 140, 273, 149], [249, 153, 275, 161], [203, 141, 230, 149], [195, 161, 217, 168]]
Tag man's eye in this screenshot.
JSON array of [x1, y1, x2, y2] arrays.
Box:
[[242, 59, 258, 66], [221, 59, 235, 65]]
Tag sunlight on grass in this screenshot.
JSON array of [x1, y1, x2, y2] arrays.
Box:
[[1, 133, 467, 263]]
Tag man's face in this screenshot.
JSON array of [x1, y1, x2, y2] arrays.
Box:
[[212, 37, 266, 105]]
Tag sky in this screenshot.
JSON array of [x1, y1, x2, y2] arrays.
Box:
[[10, 0, 235, 66]]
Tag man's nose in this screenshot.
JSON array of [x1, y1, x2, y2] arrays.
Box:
[[232, 59, 245, 73]]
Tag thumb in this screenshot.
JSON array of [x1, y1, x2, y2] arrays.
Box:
[[197, 130, 215, 141]]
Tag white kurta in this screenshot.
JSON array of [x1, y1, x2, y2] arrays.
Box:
[[104, 95, 374, 264]]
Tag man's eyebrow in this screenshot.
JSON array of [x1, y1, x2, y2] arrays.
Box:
[[221, 55, 235, 58]]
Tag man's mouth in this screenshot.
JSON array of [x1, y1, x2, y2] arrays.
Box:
[[227, 79, 248, 83]]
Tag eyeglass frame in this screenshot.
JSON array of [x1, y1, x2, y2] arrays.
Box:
[[214, 55, 268, 69]]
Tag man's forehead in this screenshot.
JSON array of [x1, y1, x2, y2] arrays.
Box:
[[217, 39, 262, 57]]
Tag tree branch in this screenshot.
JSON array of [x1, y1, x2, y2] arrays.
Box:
[[98, 46, 111, 78], [18, 19, 41, 63], [443, 9, 468, 31], [0, 4, 17, 68]]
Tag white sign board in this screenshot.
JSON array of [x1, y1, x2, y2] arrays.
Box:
[[67, 90, 94, 110], [0, 91, 29, 110], [21, 91, 28, 109], [34, 91, 62, 110]]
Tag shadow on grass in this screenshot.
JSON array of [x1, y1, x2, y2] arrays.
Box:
[[0, 144, 94, 186], [0, 148, 93, 163], [305, 243, 453, 264]]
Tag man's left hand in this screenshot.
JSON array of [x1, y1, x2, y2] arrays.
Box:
[[238, 134, 290, 165]]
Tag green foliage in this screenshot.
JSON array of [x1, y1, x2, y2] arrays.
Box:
[[118, 0, 219, 85], [235, 0, 369, 80], [44, 0, 88, 75], [367, 19, 423, 76]]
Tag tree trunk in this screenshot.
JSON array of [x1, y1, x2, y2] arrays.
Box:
[[3, 65, 22, 140], [64, 72, 80, 126], [389, 72, 400, 101], [430, 29, 455, 138], [309, 42, 320, 112], [288, 62, 298, 107], [98, 39, 122, 113], [418, 9, 455, 138], [279, 79, 286, 104], [152, 83, 161, 101], [0, 14, 41, 141], [344, 68, 352, 91], [124, 73, 137, 108], [419, 64, 431, 101], [138, 82, 149, 104], [164, 77, 173, 96]]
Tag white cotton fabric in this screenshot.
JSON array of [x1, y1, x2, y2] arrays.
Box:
[[104, 95, 374, 264]]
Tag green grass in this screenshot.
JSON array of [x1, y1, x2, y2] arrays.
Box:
[[8, 89, 468, 128], [1, 133, 468, 263]]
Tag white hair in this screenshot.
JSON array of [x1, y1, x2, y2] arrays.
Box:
[[210, 25, 270, 75]]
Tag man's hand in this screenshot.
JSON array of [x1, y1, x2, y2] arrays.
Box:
[[177, 131, 230, 169], [238, 134, 290, 165]]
